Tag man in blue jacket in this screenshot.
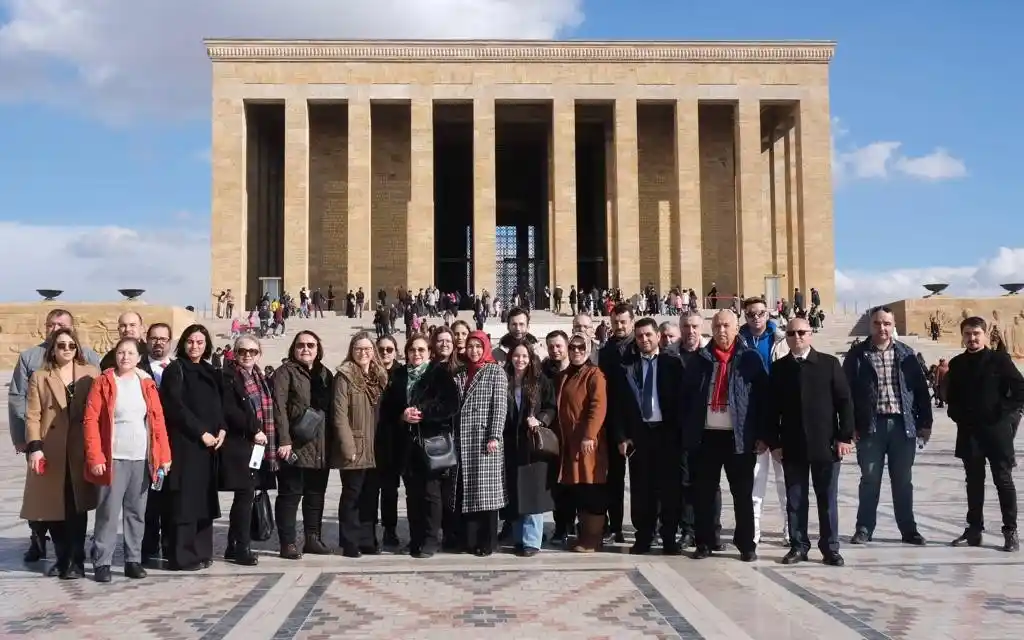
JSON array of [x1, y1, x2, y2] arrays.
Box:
[[842, 306, 932, 545]]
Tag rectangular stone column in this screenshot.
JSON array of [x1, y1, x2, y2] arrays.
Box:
[[674, 98, 703, 292], [613, 97, 640, 295], [770, 131, 790, 294], [785, 122, 804, 293], [472, 97, 496, 297], [552, 98, 577, 293], [347, 96, 372, 294], [795, 96, 836, 310], [210, 98, 247, 309], [408, 98, 434, 289], [283, 99, 310, 295], [735, 98, 769, 298]]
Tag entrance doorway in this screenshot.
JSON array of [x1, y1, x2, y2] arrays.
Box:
[[495, 225, 538, 306]]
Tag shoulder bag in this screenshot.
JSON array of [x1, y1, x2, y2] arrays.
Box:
[[527, 424, 560, 458], [416, 424, 458, 473], [290, 407, 325, 446]]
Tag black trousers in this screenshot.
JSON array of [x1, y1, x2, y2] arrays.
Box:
[[553, 484, 577, 533], [441, 472, 462, 548], [142, 488, 172, 559], [694, 430, 756, 552], [49, 467, 87, 567], [964, 453, 1018, 532], [563, 483, 607, 516], [378, 466, 401, 530], [228, 489, 255, 548], [338, 469, 380, 551], [171, 518, 214, 567], [783, 459, 840, 554], [681, 450, 722, 543], [405, 469, 443, 553], [275, 466, 329, 544], [606, 445, 626, 532], [463, 510, 498, 553], [629, 423, 683, 543]]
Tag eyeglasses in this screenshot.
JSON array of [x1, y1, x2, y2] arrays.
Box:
[[148, 336, 170, 343], [786, 330, 811, 337], [296, 342, 317, 349], [568, 344, 587, 352], [55, 342, 77, 351], [353, 347, 374, 354], [409, 347, 428, 353], [236, 348, 260, 356], [745, 311, 766, 319], [378, 347, 396, 354]]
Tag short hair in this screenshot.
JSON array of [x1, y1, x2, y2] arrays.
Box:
[[118, 311, 145, 326], [146, 323, 171, 339], [634, 317, 658, 332], [869, 305, 894, 317], [404, 333, 431, 359], [743, 297, 767, 309], [960, 316, 988, 333], [45, 308, 74, 324], [658, 320, 678, 332], [572, 313, 592, 325], [546, 329, 569, 344], [611, 303, 633, 318], [506, 307, 530, 323], [233, 334, 261, 352], [175, 324, 214, 361], [112, 336, 142, 357], [288, 330, 324, 364], [680, 309, 703, 322]]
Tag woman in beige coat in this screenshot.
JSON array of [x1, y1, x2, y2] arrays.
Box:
[[332, 331, 389, 558], [22, 327, 100, 579]]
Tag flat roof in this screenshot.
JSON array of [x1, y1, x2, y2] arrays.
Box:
[[205, 39, 835, 63]]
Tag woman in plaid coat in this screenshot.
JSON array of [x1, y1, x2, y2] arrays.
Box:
[[454, 331, 510, 556]]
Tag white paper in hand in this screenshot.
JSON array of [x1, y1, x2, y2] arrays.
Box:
[[249, 444, 266, 469]]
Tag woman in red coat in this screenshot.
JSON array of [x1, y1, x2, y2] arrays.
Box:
[[83, 337, 171, 582]]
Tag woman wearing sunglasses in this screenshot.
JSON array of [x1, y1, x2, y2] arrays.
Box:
[[22, 327, 100, 579]]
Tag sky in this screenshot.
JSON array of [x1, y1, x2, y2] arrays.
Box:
[[1, 0, 1021, 309]]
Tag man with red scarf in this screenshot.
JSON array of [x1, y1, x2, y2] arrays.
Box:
[[679, 309, 768, 561]]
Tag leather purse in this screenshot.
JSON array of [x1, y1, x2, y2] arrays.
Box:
[[290, 407, 325, 446], [528, 425, 560, 458], [416, 426, 458, 473]]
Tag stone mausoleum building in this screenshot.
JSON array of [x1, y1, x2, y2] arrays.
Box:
[[208, 39, 836, 310]]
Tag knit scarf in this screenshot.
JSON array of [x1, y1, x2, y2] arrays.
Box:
[[233, 362, 277, 467], [710, 342, 736, 413], [406, 362, 429, 396]]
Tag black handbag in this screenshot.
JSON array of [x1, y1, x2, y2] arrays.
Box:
[[250, 490, 274, 542], [290, 407, 325, 446], [416, 425, 458, 473], [527, 425, 560, 458]]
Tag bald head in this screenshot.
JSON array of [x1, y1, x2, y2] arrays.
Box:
[[785, 316, 812, 352], [118, 312, 145, 340], [711, 310, 739, 349]]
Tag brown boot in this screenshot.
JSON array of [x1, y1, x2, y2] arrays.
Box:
[[572, 514, 605, 553]]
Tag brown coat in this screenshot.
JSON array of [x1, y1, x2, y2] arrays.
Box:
[[21, 364, 100, 521], [555, 363, 608, 485], [330, 362, 382, 470]]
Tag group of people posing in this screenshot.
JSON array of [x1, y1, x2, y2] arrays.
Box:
[[9, 299, 1024, 583]]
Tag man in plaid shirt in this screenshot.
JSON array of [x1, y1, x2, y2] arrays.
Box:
[[842, 306, 933, 545]]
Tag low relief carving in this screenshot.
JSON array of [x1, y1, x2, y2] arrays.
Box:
[[926, 310, 959, 337]]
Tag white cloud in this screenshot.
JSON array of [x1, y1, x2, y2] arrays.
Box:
[[831, 118, 967, 184], [0, 0, 584, 121], [835, 247, 1024, 306], [0, 221, 210, 305]]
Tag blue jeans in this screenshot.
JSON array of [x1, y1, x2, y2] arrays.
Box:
[[514, 514, 545, 550], [855, 415, 918, 536]]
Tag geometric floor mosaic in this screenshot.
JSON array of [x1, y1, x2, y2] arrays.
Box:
[[272, 569, 702, 639]]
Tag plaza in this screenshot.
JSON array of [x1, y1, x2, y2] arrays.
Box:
[[208, 39, 837, 310], [0, 311, 1021, 639]]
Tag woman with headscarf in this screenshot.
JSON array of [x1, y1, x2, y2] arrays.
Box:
[[454, 331, 509, 556], [379, 334, 460, 558], [556, 332, 608, 553]]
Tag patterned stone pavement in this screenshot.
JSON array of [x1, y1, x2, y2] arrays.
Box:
[[2, 370, 1023, 639]]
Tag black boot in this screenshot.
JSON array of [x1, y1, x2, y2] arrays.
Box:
[[951, 528, 982, 547], [1003, 528, 1019, 553], [303, 523, 332, 555], [23, 526, 47, 563], [382, 527, 400, 548]]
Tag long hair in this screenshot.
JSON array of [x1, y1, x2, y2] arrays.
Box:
[[375, 334, 400, 365], [503, 339, 542, 407], [42, 327, 87, 369], [288, 330, 324, 365], [430, 325, 461, 374], [343, 331, 388, 387], [404, 332, 431, 361], [174, 324, 213, 361]]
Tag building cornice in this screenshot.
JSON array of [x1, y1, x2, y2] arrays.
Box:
[[204, 39, 835, 64]]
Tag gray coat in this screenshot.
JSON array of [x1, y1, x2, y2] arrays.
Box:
[[8, 343, 101, 447], [454, 363, 509, 513]]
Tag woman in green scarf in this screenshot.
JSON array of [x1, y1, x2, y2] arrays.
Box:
[[378, 334, 460, 558]]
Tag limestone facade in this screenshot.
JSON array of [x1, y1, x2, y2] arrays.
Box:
[[889, 297, 1024, 353], [0, 303, 195, 369], [208, 39, 837, 311]]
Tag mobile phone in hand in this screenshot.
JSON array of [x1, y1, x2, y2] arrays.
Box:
[[37, 459, 46, 475]]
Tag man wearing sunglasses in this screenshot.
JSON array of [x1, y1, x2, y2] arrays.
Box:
[[760, 317, 854, 566], [738, 297, 790, 547], [9, 309, 101, 566]]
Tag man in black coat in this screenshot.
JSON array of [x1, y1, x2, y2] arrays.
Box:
[[761, 317, 854, 566], [597, 303, 634, 543], [98, 311, 154, 374], [944, 316, 1024, 552], [612, 318, 684, 555]]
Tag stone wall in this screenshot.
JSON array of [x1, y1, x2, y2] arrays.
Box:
[[0, 303, 194, 370], [308, 103, 349, 293], [637, 103, 675, 293], [889, 296, 1024, 351]]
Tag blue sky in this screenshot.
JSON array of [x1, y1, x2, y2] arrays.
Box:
[[0, 0, 1021, 306]]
